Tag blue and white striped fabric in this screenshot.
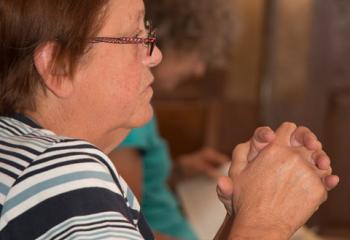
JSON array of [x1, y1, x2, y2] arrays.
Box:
[[0, 115, 153, 239]]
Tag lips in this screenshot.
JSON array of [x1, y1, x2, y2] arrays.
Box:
[[146, 77, 154, 87], [141, 78, 154, 94]]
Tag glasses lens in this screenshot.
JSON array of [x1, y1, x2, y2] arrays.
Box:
[[149, 42, 155, 56], [145, 20, 151, 31], [145, 20, 156, 56]]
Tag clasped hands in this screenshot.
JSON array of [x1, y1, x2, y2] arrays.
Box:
[[216, 122, 339, 239]]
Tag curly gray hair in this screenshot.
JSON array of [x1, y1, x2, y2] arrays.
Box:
[[144, 0, 237, 67]]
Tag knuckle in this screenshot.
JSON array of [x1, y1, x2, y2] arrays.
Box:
[[318, 150, 327, 157], [232, 143, 247, 157], [313, 181, 327, 201], [296, 126, 313, 136], [281, 121, 297, 129], [323, 191, 328, 202], [318, 141, 323, 149], [288, 150, 302, 164], [299, 125, 308, 130], [323, 168, 332, 176], [298, 125, 309, 133], [263, 142, 280, 155], [255, 126, 268, 134]]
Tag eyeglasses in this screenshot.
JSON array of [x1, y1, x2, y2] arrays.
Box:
[[89, 21, 157, 56]]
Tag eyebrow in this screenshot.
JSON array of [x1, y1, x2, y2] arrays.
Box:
[[119, 9, 145, 37]]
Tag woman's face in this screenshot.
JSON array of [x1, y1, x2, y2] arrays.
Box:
[[73, 0, 162, 131]]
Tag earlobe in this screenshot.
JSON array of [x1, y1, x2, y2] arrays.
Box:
[[33, 43, 74, 98]]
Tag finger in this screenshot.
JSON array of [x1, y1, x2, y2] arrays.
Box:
[[291, 126, 322, 150], [316, 167, 332, 179], [217, 176, 234, 197], [252, 126, 276, 143], [312, 151, 331, 170], [324, 175, 340, 191], [274, 122, 298, 146], [301, 149, 331, 177], [217, 176, 234, 215], [248, 126, 276, 161], [230, 142, 250, 177]]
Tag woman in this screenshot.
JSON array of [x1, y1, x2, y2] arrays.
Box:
[[110, 0, 235, 239], [110, 1, 336, 239], [0, 0, 338, 239], [0, 0, 161, 238]]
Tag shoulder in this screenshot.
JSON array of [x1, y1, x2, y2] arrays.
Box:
[[0, 138, 145, 239], [0, 117, 148, 239]]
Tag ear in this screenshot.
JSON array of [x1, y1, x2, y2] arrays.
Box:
[[33, 43, 74, 98]]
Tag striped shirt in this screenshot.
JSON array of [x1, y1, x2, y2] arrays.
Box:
[[0, 114, 153, 240]]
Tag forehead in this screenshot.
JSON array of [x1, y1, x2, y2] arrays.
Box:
[[100, 0, 145, 34]]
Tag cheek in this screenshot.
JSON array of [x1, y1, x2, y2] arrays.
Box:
[[80, 46, 147, 126], [111, 64, 143, 105], [96, 49, 143, 96], [107, 61, 146, 118]]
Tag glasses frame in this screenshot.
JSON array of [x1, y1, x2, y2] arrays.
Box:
[[89, 21, 157, 56]]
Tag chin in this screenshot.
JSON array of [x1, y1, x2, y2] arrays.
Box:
[[126, 104, 154, 128]]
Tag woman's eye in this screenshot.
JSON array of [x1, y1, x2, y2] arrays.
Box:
[[134, 30, 143, 38]]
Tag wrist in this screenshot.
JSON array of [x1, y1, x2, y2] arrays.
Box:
[[229, 216, 291, 240], [214, 214, 235, 240]]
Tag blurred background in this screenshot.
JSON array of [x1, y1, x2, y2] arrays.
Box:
[[152, 0, 350, 239]]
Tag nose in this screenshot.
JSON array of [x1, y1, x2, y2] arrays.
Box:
[[143, 45, 162, 67]]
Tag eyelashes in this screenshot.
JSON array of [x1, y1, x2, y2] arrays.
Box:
[[134, 29, 146, 38]]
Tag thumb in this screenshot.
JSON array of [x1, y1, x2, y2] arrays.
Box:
[[217, 176, 234, 215], [217, 176, 234, 196], [324, 175, 340, 191], [274, 122, 298, 146], [248, 126, 275, 161], [229, 142, 250, 178]]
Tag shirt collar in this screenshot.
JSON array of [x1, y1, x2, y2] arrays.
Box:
[[11, 113, 43, 129]]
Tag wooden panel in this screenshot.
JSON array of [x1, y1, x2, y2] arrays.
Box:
[[322, 91, 350, 229], [259, 0, 350, 230], [306, 0, 350, 140], [154, 101, 208, 158], [209, 100, 259, 155], [260, 0, 314, 127], [226, 0, 267, 103], [154, 99, 259, 158], [308, 0, 350, 230], [152, 1, 267, 159]]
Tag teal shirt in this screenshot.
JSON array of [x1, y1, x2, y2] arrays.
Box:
[[119, 118, 197, 240]]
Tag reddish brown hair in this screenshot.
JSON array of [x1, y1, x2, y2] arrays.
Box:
[[0, 0, 109, 115]]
